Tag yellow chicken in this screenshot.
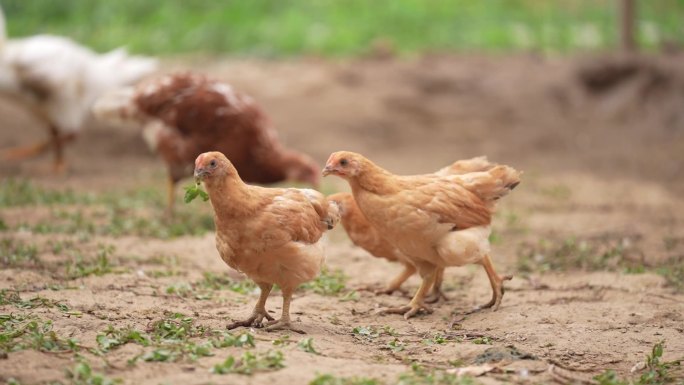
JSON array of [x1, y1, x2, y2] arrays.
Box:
[[328, 156, 497, 302], [195, 151, 339, 333], [323, 151, 519, 319]]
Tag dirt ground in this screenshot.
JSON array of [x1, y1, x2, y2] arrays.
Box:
[[1, 53, 684, 385]]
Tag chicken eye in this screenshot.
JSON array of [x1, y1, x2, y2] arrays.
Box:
[[209, 160, 217, 168], [339, 158, 349, 167]]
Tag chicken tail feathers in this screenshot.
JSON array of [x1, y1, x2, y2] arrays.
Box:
[[437, 155, 496, 176], [300, 189, 341, 231], [322, 200, 341, 230], [457, 165, 521, 205]]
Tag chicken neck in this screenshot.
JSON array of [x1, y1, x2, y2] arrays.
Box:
[[348, 161, 401, 196], [203, 175, 258, 221]]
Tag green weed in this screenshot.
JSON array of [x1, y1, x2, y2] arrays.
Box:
[[0, 290, 78, 316], [398, 363, 477, 385], [593, 341, 682, 385], [130, 313, 214, 362], [298, 337, 320, 355], [471, 337, 492, 345], [96, 326, 150, 352], [211, 350, 285, 375], [516, 237, 640, 272], [272, 335, 292, 346], [141, 341, 213, 362], [183, 183, 209, 204], [422, 334, 448, 345], [149, 313, 206, 342], [310, 373, 382, 385], [0, 239, 39, 267], [352, 326, 380, 341], [303, 267, 347, 296], [339, 290, 360, 302], [65, 244, 117, 279], [66, 360, 121, 385], [211, 331, 256, 348], [0, 179, 93, 207], [6, 181, 214, 239], [198, 272, 257, 295], [164, 282, 197, 298], [0, 315, 80, 354], [387, 338, 406, 352], [657, 258, 684, 293]]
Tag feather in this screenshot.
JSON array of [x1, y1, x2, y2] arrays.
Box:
[[93, 72, 320, 188], [0, 16, 157, 134]]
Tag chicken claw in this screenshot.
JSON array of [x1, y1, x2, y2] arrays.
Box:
[[424, 289, 448, 304], [379, 302, 434, 320], [227, 283, 274, 330], [226, 309, 275, 330], [374, 286, 409, 297], [424, 268, 448, 304], [264, 319, 306, 334], [478, 254, 513, 311], [477, 274, 513, 311]]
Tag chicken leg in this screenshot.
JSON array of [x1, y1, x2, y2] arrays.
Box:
[[379, 264, 437, 319], [477, 254, 512, 311], [265, 286, 306, 334], [227, 282, 275, 330], [1, 125, 74, 174], [1, 140, 51, 161], [424, 268, 449, 304], [166, 175, 177, 216], [51, 129, 75, 174]]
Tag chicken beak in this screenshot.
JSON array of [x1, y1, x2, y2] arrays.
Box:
[[322, 165, 335, 177], [194, 168, 209, 180]]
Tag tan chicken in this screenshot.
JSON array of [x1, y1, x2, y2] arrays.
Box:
[[195, 151, 339, 333], [323, 151, 519, 319], [93, 72, 320, 213], [327, 191, 415, 294], [328, 156, 496, 302]]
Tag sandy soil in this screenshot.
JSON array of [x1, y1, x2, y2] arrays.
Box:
[[1, 53, 683, 384]]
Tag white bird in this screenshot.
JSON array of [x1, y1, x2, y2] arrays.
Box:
[[0, 6, 157, 172]]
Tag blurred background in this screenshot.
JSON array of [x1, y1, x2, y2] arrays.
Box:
[[1, 2, 684, 384], [3, 0, 683, 55], [1, 0, 683, 265]]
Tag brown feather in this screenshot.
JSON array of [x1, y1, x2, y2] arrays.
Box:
[[329, 192, 406, 263], [132, 72, 319, 186]]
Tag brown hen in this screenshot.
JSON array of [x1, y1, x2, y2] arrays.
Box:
[[93, 72, 320, 213]]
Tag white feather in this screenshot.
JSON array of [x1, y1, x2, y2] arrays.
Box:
[[435, 225, 491, 266], [0, 16, 157, 134]]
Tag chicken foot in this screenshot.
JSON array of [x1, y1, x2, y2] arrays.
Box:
[[1, 126, 75, 174], [227, 283, 275, 330], [165, 175, 177, 217], [51, 129, 75, 174], [1, 140, 51, 161], [477, 254, 512, 311], [424, 268, 449, 304], [379, 266, 437, 319], [264, 287, 306, 334]]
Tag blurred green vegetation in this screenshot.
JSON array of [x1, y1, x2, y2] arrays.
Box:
[[2, 0, 683, 56]]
